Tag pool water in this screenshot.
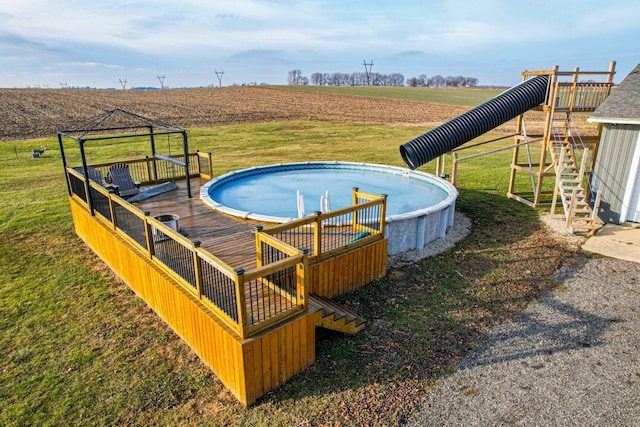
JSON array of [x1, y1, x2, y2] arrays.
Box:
[[208, 167, 448, 219], [201, 162, 458, 255]]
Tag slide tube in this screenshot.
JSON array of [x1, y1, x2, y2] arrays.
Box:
[[400, 75, 549, 169]]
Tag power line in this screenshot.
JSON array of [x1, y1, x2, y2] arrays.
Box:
[[60, 81, 67, 89], [119, 79, 127, 90], [215, 69, 224, 87], [157, 75, 166, 89], [363, 60, 374, 86]]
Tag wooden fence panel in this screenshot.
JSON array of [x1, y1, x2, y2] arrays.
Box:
[[70, 198, 316, 406], [309, 239, 388, 298]]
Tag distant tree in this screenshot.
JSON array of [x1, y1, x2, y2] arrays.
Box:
[[407, 77, 419, 87], [444, 75, 461, 87], [334, 72, 348, 86], [310, 72, 324, 86], [287, 69, 305, 85], [429, 75, 445, 87], [304, 69, 477, 87], [407, 74, 428, 87], [464, 77, 479, 87], [351, 72, 366, 86], [388, 73, 405, 86]]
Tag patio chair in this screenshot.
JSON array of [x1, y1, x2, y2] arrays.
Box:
[[106, 163, 140, 198], [74, 166, 104, 185]]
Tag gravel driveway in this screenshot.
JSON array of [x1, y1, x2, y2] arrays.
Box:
[[407, 256, 640, 426]]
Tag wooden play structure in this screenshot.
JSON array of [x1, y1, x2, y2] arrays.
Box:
[[434, 62, 617, 233], [58, 110, 388, 405]]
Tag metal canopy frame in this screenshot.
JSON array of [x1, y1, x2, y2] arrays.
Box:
[[57, 109, 192, 209]]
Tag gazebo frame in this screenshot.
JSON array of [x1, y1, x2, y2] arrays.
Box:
[[57, 109, 191, 214]]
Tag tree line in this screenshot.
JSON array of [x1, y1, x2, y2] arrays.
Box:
[[288, 69, 479, 87]]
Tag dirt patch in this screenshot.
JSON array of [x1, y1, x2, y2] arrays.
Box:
[[1, 86, 564, 142]]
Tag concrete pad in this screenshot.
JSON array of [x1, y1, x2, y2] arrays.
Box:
[[582, 222, 640, 264]]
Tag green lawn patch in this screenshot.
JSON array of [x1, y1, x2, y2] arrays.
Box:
[[274, 85, 506, 107], [0, 121, 579, 426]]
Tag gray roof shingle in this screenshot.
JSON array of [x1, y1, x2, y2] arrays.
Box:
[[590, 64, 640, 124]]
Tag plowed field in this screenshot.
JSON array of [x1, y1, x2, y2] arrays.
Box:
[[0, 86, 554, 142]]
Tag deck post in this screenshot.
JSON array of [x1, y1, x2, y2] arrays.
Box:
[[351, 187, 359, 230], [78, 139, 95, 215], [254, 225, 264, 268], [234, 268, 248, 339], [107, 190, 117, 231], [298, 248, 309, 309], [58, 132, 72, 196], [313, 212, 322, 258], [379, 194, 387, 237], [143, 211, 155, 257], [193, 240, 203, 299], [144, 156, 153, 182], [207, 152, 214, 177], [149, 126, 159, 181], [181, 130, 192, 199]]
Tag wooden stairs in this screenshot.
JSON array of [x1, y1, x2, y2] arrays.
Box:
[[308, 294, 366, 335], [550, 115, 602, 234]]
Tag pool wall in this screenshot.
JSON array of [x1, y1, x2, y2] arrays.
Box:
[[201, 162, 458, 256], [385, 194, 456, 255]]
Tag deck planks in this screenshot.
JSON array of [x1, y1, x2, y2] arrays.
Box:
[[134, 177, 260, 269]]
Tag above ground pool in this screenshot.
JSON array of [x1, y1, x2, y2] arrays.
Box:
[[200, 162, 458, 255]]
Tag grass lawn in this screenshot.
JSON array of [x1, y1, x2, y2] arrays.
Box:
[[274, 85, 507, 107], [0, 121, 579, 426]]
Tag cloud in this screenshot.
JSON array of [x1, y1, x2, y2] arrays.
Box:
[[0, 0, 637, 88], [393, 51, 428, 58], [58, 62, 124, 70], [0, 12, 11, 24], [0, 30, 57, 54], [229, 49, 291, 65]]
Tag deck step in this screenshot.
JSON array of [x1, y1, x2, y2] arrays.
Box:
[[308, 294, 366, 335]]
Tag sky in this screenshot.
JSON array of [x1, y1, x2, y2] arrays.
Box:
[[1, 0, 638, 89]]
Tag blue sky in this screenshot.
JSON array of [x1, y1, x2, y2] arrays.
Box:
[[1, 0, 638, 88]]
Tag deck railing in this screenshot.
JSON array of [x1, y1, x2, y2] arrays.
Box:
[[67, 166, 307, 339], [87, 151, 213, 185], [259, 188, 387, 262]]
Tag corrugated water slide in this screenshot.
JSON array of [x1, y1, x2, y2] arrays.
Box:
[[400, 75, 549, 170]]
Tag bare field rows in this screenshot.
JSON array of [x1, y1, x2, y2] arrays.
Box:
[[0, 86, 560, 142]]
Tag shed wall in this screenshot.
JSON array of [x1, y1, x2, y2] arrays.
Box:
[[594, 124, 640, 223]]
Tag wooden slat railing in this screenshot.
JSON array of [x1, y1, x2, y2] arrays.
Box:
[[260, 188, 387, 263], [554, 82, 613, 111], [67, 166, 306, 339], [85, 152, 213, 186]]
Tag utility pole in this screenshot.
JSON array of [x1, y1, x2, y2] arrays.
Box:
[[157, 75, 166, 89], [363, 60, 374, 86], [215, 69, 224, 87], [60, 81, 67, 89], [119, 78, 127, 90]]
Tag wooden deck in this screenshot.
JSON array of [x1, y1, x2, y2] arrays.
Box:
[[134, 177, 261, 270], [68, 169, 388, 405]]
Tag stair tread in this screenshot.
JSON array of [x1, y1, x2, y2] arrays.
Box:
[[308, 294, 365, 326]]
